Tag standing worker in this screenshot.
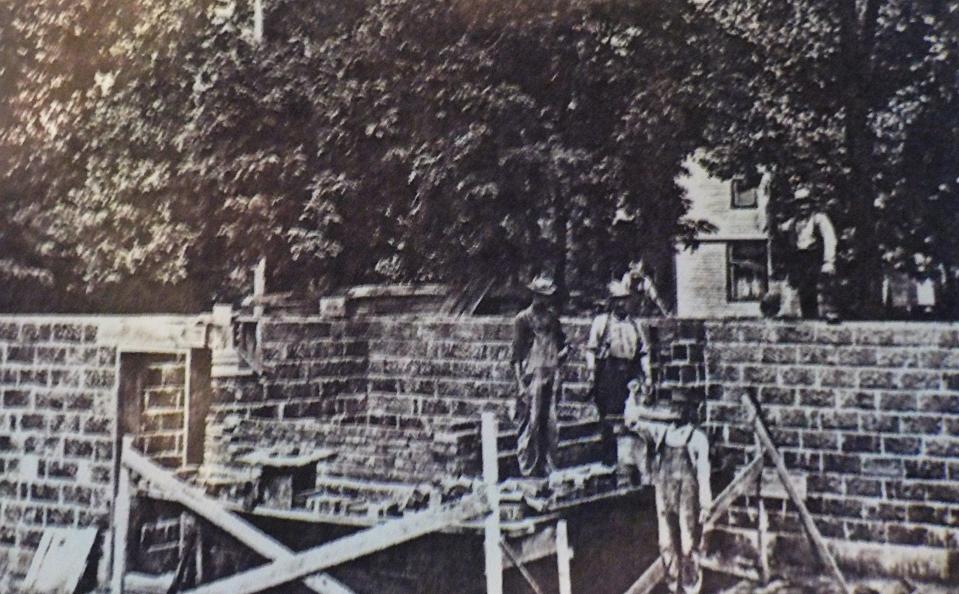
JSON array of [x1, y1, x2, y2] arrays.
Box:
[[622, 258, 670, 317], [647, 397, 712, 594], [585, 279, 653, 466], [778, 186, 839, 322], [511, 274, 568, 478]]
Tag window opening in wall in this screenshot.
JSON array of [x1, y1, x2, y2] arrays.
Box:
[[727, 241, 768, 302], [731, 177, 760, 208]]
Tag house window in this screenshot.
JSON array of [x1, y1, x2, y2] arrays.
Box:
[[731, 177, 760, 208], [727, 241, 768, 302]]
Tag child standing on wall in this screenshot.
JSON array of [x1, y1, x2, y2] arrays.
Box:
[[649, 396, 712, 594]]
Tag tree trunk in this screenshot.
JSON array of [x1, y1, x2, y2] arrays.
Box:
[[838, 0, 884, 318]]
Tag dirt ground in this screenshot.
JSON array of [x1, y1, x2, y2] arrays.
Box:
[[715, 575, 957, 594]]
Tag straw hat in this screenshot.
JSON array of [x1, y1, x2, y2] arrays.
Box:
[[527, 274, 557, 296], [608, 279, 631, 299]]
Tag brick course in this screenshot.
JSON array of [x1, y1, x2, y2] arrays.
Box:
[[704, 320, 959, 565]]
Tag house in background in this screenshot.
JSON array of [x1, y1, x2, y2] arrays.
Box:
[[673, 154, 771, 318]]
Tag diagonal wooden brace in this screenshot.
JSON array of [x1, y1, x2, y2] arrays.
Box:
[[121, 445, 354, 594], [182, 494, 489, 594], [742, 394, 851, 594]]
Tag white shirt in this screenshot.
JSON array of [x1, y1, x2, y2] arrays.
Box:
[[587, 313, 643, 360], [782, 212, 838, 267]]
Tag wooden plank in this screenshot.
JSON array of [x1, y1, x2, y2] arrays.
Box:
[[703, 453, 765, 530], [22, 527, 99, 593], [183, 495, 489, 594], [482, 411, 504, 594], [111, 436, 134, 594], [499, 540, 545, 594], [623, 557, 666, 594], [742, 394, 851, 594], [556, 520, 573, 594], [122, 445, 354, 594]]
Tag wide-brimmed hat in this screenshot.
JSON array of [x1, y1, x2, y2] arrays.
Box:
[[527, 274, 557, 296], [793, 187, 812, 202], [608, 279, 631, 299]]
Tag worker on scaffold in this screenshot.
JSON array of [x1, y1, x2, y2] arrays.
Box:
[[585, 279, 653, 469], [511, 273, 569, 478]]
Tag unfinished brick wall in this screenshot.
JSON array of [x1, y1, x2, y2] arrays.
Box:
[[207, 315, 959, 578], [206, 316, 706, 483], [0, 318, 117, 581], [703, 321, 959, 577], [134, 354, 188, 468], [0, 315, 207, 589]]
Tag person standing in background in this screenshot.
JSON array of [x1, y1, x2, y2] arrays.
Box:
[[778, 186, 839, 322]]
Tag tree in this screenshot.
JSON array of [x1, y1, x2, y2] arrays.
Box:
[[694, 0, 959, 317], [184, 0, 713, 300]]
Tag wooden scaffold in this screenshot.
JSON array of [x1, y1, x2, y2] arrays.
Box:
[[110, 412, 576, 594]]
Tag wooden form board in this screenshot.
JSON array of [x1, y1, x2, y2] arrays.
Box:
[[22, 527, 98, 594], [119, 443, 353, 594], [182, 495, 488, 594]]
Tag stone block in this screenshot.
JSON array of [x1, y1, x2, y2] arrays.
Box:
[[919, 394, 959, 414], [879, 392, 917, 412], [883, 436, 922, 456]]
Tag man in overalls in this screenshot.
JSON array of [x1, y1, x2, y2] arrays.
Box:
[[649, 397, 712, 594], [586, 279, 653, 466], [778, 186, 839, 321], [511, 274, 568, 478]]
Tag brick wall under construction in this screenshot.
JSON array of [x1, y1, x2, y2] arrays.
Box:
[[207, 316, 959, 580], [206, 317, 704, 484]]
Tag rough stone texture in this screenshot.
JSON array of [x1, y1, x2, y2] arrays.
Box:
[[0, 318, 117, 582], [207, 316, 959, 580], [205, 317, 707, 487], [704, 320, 959, 579], [0, 315, 204, 589]]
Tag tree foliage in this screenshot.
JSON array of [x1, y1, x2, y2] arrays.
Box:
[[693, 0, 959, 315]]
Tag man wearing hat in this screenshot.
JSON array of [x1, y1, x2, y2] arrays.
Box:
[[586, 279, 653, 466], [627, 395, 712, 594], [778, 186, 839, 321], [511, 273, 569, 478]]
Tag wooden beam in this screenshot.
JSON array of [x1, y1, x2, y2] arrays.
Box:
[[704, 453, 765, 531], [122, 445, 353, 594], [482, 411, 504, 594], [556, 520, 573, 594], [742, 395, 851, 594], [623, 557, 665, 594], [111, 436, 133, 594], [183, 495, 489, 594], [499, 539, 545, 594]]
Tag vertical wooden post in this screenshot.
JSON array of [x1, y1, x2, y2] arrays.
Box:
[[481, 412, 503, 594], [253, 0, 264, 43], [756, 480, 770, 583], [253, 257, 267, 318], [556, 520, 573, 594], [111, 436, 133, 594]]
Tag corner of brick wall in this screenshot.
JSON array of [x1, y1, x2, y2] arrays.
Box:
[[0, 319, 118, 581]]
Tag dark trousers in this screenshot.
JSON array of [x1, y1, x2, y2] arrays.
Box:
[[789, 250, 837, 320], [517, 368, 560, 477], [593, 358, 638, 465]]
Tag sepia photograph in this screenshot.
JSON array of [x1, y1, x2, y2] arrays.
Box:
[[1, 0, 958, 592]]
